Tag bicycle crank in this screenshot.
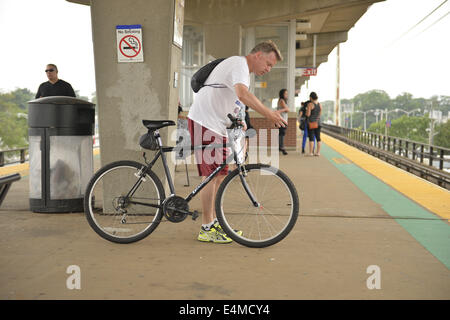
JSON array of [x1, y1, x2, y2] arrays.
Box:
[[162, 195, 189, 223], [162, 195, 200, 222]]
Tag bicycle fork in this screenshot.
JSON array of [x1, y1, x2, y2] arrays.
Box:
[[238, 165, 260, 208], [230, 136, 260, 209]]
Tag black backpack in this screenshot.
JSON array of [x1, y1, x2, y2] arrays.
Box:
[[190, 58, 226, 93], [299, 100, 310, 130], [300, 101, 310, 117]]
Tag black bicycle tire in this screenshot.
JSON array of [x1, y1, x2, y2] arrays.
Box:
[[84, 160, 165, 244], [215, 163, 299, 248]]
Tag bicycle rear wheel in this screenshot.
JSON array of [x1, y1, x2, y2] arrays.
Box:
[[215, 163, 299, 248], [84, 160, 165, 243]]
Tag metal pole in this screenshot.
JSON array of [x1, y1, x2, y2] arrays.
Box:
[[313, 34, 317, 68], [335, 44, 340, 126], [350, 103, 354, 129], [429, 120, 434, 145], [429, 101, 434, 145], [385, 108, 388, 137], [364, 112, 367, 131], [288, 19, 296, 111]]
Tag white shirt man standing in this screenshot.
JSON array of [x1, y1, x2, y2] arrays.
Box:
[[187, 40, 287, 243]]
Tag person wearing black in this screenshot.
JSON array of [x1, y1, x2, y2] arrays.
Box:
[[243, 105, 256, 159], [178, 100, 183, 116], [35, 64, 76, 98], [277, 89, 289, 155], [298, 101, 308, 154], [305, 92, 322, 156], [244, 105, 254, 132]]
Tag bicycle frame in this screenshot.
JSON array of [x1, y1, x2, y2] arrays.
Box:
[[125, 128, 259, 211]]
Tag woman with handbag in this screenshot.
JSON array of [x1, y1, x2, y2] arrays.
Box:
[[305, 92, 322, 156]]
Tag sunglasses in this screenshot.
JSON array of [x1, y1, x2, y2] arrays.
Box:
[[45, 69, 55, 73]]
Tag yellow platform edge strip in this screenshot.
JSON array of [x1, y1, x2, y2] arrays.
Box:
[[0, 163, 30, 176], [322, 134, 450, 220]]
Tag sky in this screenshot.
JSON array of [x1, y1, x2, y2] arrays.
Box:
[[0, 0, 449, 102], [300, 0, 450, 102], [0, 0, 95, 98]]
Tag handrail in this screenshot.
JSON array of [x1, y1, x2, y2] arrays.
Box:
[[0, 147, 28, 167]]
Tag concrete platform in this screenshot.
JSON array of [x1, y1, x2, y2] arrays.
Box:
[[0, 134, 449, 299]]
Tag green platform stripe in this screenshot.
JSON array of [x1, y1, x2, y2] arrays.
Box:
[[321, 143, 450, 269]]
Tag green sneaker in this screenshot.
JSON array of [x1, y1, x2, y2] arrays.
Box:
[[213, 221, 243, 237], [197, 226, 233, 244]]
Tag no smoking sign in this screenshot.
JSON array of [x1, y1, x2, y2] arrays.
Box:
[[116, 25, 143, 63]]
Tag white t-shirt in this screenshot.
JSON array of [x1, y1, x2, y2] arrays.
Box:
[[188, 56, 250, 137]]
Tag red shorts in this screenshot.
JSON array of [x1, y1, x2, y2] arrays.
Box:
[[188, 118, 229, 176]]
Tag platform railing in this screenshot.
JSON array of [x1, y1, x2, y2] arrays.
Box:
[[321, 123, 450, 189], [322, 124, 450, 170], [0, 147, 28, 167]]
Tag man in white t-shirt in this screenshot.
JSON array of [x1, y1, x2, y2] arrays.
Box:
[[187, 40, 287, 244]]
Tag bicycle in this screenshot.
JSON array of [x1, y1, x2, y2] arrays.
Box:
[[84, 114, 299, 248]]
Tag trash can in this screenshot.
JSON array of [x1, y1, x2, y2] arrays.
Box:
[[28, 96, 95, 213]]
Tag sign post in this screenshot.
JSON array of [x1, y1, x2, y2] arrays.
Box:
[[116, 25, 144, 63]]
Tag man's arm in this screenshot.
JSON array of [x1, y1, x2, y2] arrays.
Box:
[[234, 83, 287, 128]]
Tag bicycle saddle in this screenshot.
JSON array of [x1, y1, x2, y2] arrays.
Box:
[[142, 119, 176, 130]]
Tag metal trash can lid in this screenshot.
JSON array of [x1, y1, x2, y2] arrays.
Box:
[[28, 96, 95, 106], [28, 96, 95, 130]]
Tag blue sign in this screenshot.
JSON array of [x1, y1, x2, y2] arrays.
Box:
[[116, 24, 142, 29]]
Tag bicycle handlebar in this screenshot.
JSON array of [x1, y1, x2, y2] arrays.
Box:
[[227, 113, 243, 129]]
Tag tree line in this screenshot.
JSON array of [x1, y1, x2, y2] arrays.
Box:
[[1, 88, 449, 151], [0, 88, 33, 150], [320, 90, 450, 148]]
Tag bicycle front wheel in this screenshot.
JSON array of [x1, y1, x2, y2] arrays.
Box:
[[215, 163, 299, 248], [84, 160, 165, 244]]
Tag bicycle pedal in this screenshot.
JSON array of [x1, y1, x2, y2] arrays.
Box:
[[191, 210, 199, 221]]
